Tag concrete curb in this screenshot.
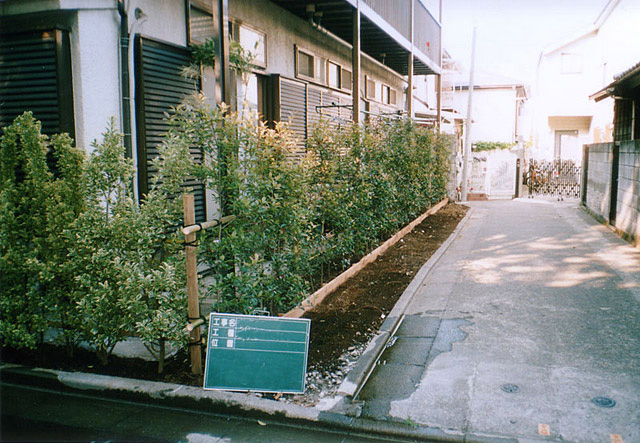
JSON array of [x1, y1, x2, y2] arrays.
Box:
[[337, 206, 475, 399], [1, 362, 516, 443]]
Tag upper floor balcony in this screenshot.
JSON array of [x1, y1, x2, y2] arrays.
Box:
[[268, 0, 441, 76]]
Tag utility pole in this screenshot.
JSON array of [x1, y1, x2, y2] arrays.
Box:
[[460, 27, 476, 202]]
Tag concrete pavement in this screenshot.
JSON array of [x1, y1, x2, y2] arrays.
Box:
[[355, 198, 640, 443]]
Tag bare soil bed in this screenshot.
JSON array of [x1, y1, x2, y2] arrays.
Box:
[[1, 203, 468, 393]]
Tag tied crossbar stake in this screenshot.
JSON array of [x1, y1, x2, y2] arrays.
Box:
[[182, 215, 236, 236], [185, 318, 205, 333]]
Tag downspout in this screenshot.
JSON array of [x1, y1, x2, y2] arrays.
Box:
[[117, 0, 131, 158], [128, 7, 148, 202]]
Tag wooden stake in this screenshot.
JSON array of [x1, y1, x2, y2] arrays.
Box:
[[183, 194, 202, 375]]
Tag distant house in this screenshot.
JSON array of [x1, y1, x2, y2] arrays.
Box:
[[582, 61, 640, 245], [0, 0, 442, 219], [446, 70, 528, 199], [532, 0, 640, 162], [450, 72, 528, 146]]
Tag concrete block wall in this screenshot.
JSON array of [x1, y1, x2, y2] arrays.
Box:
[[585, 143, 614, 222], [614, 141, 640, 244]]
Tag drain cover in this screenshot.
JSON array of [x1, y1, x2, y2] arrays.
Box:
[[591, 397, 616, 408], [501, 384, 520, 394]]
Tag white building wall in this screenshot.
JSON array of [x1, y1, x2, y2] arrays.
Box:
[[130, 0, 187, 47], [534, 0, 640, 159], [73, 8, 121, 152], [452, 87, 518, 144]]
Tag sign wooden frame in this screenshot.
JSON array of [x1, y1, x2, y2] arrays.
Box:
[[203, 313, 311, 393]]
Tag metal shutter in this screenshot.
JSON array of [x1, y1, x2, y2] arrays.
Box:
[[0, 30, 74, 138], [307, 87, 322, 133], [135, 36, 205, 221], [279, 77, 307, 158]]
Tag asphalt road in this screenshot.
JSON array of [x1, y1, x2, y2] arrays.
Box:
[[1, 382, 427, 443]]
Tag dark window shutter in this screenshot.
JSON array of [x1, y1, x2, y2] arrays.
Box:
[[307, 87, 322, 131], [0, 30, 74, 138], [279, 77, 307, 158], [135, 36, 205, 221]]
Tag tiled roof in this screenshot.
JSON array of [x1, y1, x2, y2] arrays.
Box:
[[614, 61, 640, 82]]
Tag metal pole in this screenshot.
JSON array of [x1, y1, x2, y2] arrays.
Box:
[[436, 0, 443, 132], [183, 194, 202, 375], [461, 27, 476, 202], [213, 0, 232, 110], [352, 0, 361, 124], [407, 0, 414, 119]]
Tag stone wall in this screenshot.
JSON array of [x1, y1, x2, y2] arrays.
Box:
[[584, 141, 640, 245], [584, 143, 614, 222], [615, 141, 640, 244]]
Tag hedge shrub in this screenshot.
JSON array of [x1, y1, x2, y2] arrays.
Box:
[[1, 104, 451, 361], [1, 113, 191, 370], [167, 97, 452, 315]]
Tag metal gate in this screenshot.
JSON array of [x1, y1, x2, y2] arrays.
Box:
[[524, 159, 581, 199]]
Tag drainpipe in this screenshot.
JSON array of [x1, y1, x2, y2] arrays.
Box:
[[117, 1, 131, 158], [128, 7, 148, 202]]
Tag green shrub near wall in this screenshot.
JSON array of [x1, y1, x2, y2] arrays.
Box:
[[0, 113, 85, 351], [0, 104, 450, 361], [170, 97, 452, 315], [1, 113, 191, 369]]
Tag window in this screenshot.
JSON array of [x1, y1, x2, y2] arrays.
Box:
[[315, 57, 327, 84], [0, 30, 74, 139], [614, 99, 633, 142], [381, 84, 397, 105], [328, 61, 340, 89], [389, 88, 397, 105], [135, 36, 206, 221], [327, 61, 352, 92], [295, 46, 326, 84], [189, 1, 214, 44], [238, 23, 266, 67], [341, 68, 352, 92], [365, 76, 376, 100], [561, 53, 582, 74], [297, 50, 315, 78]]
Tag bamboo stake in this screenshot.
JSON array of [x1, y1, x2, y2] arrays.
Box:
[[183, 194, 202, 375], [181, 215, 236, 236]]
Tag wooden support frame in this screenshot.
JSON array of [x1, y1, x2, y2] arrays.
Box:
[[183, 194, 203, 375]]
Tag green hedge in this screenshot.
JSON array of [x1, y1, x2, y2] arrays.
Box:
[[171, 97, 452, 315], [0, 104, 451, 362], [1, 113, 190, 369], [472, 141, 515, 152]]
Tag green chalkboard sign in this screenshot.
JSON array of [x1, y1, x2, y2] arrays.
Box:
[[203, 313, 311, 393]]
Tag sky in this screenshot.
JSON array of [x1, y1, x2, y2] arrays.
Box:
[[440, 0, 611, 85]]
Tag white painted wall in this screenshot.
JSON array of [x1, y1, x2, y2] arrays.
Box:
[[533, 0, 640, 159], [73, 8, 121, 152], [453, 87, 519, 144], [130, 0, 187, 47]]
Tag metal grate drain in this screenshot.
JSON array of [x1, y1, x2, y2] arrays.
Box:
[[591, 397, 616, 408], [501, 384, 520, 394]]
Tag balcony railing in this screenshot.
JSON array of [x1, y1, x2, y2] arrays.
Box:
[[362, 0, 440, 70], [363, 0, 411, 41]]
